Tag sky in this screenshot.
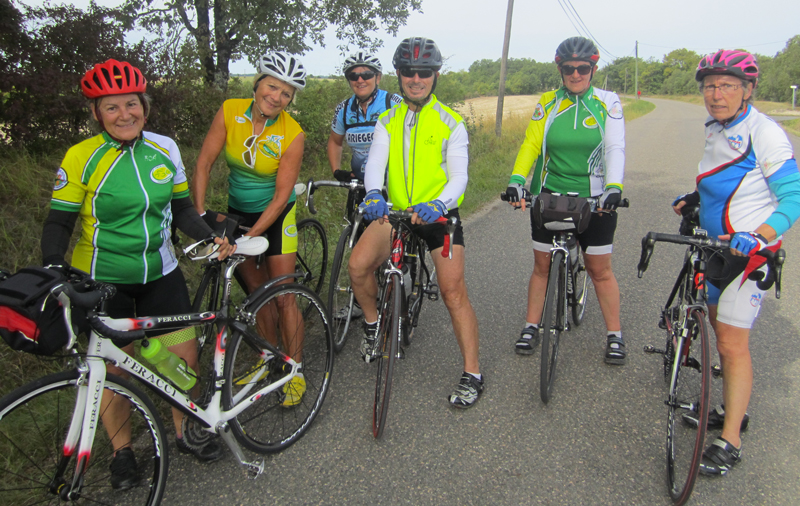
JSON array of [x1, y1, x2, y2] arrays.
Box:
[[24, 0, 800, 76]]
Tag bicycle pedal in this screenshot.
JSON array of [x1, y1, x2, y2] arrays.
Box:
[[425, 286, 439, 301], [643, 345, 666, 355], [657, 316, 667, 330], [711, 364, 722, 378]]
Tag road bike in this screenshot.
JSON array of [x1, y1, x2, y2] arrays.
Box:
[[637, 218, 783, 505], [306, 178, 367, 353], [502, 191, 628, 403], [0, 236, 333, 505], [350, 207, 454, 438]]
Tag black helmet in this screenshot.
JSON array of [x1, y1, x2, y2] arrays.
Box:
[[392, 37, 442, 70], [555, 36, 600, 65]]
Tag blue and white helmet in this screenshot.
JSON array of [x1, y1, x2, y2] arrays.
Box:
[[257, 51, 306, 91], [343, 51, 382, 74]]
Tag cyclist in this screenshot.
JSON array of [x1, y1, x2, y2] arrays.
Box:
[[327, 51, 401, 321], [328, 50, 402, 182], [505, 36, 627, 364], [41, 59, 234, 489], [191, 52, 308, 409], [672, 49, 800, 477], [349, 37, 484, 408]]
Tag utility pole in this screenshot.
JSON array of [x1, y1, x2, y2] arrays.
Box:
[[792, 85, 798, 110], [635, 40, 639, 99], [495, 0, 515, 137]]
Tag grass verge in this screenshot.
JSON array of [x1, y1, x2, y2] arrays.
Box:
[[781, 118, 800, 138]]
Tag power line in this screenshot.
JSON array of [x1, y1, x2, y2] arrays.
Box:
[[639, 40, 788, 51], [563, 0, 619, 60]]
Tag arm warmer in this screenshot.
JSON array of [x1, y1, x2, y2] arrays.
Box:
[[765, 163, 800, 237], [41, 209, 78, 266], [172, 196, 214, 241], [364, 120, 390, 194], [436, 122, 469, 209]]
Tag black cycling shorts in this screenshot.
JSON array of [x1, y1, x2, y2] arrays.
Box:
[[228, 201, 297, 257], [411, 208, 465, 252], [105, 268, 192, 345], [530, 208, 617, 255]]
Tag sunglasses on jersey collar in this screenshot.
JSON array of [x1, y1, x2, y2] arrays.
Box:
[[346, 71, 377, 82], [560, 64, 594, 76], [399, 68, 435, 79]]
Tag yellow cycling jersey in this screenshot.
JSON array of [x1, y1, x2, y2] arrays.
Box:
[[223, 99, 304, 213]]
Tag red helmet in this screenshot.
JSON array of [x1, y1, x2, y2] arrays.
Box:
[[695, 50, 759, 84], [81, 59, 147, 99]]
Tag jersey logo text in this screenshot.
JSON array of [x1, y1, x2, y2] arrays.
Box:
[[150, 165, 174, 184], [54, 168, 68, 191], [235, 116, 246, 123], [727, 134, 743, 150], [532, 103, 545, 121]]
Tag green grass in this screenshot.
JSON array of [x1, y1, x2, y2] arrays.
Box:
[[782, 118, 800, 138], [620, 98, 656, 121]]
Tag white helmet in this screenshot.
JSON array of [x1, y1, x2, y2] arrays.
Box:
[[257, 52, 306, 91], [342, 51, 382, 74]]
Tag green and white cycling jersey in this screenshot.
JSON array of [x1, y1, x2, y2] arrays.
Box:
[[510, 86, 625, 197], [50, 131, 190, 284]]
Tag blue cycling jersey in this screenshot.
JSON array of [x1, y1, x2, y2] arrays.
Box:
[[331, 89, 402, 180]]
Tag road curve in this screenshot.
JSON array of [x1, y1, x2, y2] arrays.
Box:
[[165, 98, 800, 505]]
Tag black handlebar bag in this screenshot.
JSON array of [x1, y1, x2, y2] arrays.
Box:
[[531, 193, 592, 233], [0, 267, 69, 355]]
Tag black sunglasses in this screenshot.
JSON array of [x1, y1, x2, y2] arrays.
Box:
[[346, 71, 377, 82], [560, 64, 593, 76], [399, 68, 434, 79]]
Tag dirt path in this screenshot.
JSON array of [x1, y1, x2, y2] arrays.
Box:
[[456, 95, 539, 122]]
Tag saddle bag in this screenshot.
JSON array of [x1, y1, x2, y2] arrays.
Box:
[[532, 193, 592, 233], [0, 267, 70, 355]]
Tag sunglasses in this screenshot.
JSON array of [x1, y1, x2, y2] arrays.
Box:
[[346, 71, 377, 82], [560, 64, 593, 76], [242, 134, 258, 168], [399, 68, 435, 79]]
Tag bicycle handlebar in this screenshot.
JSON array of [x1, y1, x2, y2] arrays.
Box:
[[637, 231, 785, 298], [499, 191, 630, 210], [306, 178, 365, 215], [351, 206, 458, 259]]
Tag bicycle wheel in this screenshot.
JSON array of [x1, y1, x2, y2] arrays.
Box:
[[374, 273, 401, 438], [296, 218, 328, 295], [666, 309, 710, 504], [540, 250, 565, 404], [0, 370, 168, 506], [571, 248, 591, 326], [328, 225, 356, 353], [224, 283, 333, 453]]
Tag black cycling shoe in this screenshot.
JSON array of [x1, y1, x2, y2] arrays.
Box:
[[176, 435, 224, 462], [109, 447, 139, 490], [699, 437, 741, 476], [682, 404, 749, 431], [515, 326, 539, 355]]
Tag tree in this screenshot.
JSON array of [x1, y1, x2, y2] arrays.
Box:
[[662, 48, 701, 79], [122, 0, 422, 91]]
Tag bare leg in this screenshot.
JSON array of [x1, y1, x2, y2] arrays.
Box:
[[431, 245, 480, 374], [583, 252, 620, 332], [708, 306, 751, 448], [349, 220, 392, 323]]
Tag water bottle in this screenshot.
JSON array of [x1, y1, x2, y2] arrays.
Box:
[[140, 339, 196, 391]]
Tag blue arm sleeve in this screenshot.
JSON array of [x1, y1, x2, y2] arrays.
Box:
[[765, 160, 800, 236]]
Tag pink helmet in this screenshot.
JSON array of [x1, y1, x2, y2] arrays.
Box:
[[695, 50, 759, 84]]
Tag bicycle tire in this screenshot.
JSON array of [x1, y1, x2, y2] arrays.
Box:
[[0, 370, 168, 506], [373, 273, 401, 439], [666, 309, 710, 504], [540, 250, 565, 403], [328, 225, 356, 353], [571, 248, 591, 326], [223, 283, 333, 453], [296, 218, 328, 296]]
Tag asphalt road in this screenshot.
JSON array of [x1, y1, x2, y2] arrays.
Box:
[[165, 99, 800, 505]]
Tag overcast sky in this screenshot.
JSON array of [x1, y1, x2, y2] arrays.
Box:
[[28, 0, 800, 76]]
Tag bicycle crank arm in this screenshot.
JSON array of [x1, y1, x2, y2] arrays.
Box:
[[216, 422, 264, 479], [643, 345, 666, 355]]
